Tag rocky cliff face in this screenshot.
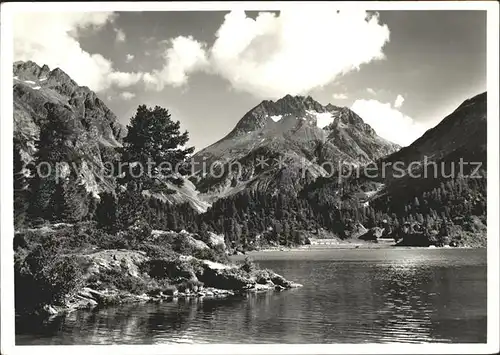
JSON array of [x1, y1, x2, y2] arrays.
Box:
[[193, 94, 399, 201], [13, 60, 125, 196]]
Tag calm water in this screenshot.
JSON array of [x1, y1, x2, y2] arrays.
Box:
[[16, 248, 487, 344]]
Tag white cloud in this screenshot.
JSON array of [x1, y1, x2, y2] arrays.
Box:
[[147, 10, 390, 96], [351, 97, 426, 146], [13, 12, 141, 92], [394, 94, 405, 108], [125, 54, 134, 63], [366, 87, 376, 95], [145, 36, 209, 90], [115, 28, 126, 42], [107, 72, 143, 88], [332, 93, 348, 100], [208, 10, 390, 98], [142, 72, 161, 89], [119, 91, 136, 100]]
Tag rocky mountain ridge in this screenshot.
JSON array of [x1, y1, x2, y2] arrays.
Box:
[[13, 60, 125, 197], [192, 94, 400, 201]]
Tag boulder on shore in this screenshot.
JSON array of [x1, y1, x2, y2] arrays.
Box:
[[197, 264, 256, 290], [359, 227, 384, 241]]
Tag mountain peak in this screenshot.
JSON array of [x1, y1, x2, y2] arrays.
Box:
[[228, 93, 389, 138], [13, 59, 125, 144], [194, 93, 401, 200], [13, 60, 81, 98], [226, 94, 328, 136], [249, 94, 325, 119], [325, 103, 341, 111], [13, 60, 51, 81], [454, 91, 487, 112], [221, 92, 392, 152], [273, 94, 326, 113], [48, 67, 78, 87]]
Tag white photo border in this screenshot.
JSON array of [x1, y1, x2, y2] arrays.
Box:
[[1, 2, 499, 354]]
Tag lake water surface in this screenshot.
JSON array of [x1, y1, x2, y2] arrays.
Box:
[[16, 248, 487, 344]]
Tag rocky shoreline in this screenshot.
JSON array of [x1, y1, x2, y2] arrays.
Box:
[[43, 281, 301, 318], [35, 250, 302, 318]]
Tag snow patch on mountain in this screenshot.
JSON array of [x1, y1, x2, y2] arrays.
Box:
[[306, 110, 334, 128]]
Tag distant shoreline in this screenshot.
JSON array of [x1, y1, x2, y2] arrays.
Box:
[[231, 242, 483, 258]]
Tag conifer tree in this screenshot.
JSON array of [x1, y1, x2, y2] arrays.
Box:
[[13, 139, 29, 227], [119, 105, 195, 193], [96, 191, 118, 231], [28, 106, 75, 222], [63, 175, 90, 223]]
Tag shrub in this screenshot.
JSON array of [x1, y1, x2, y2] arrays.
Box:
[[198, 267, 254, 290], [16, 223, 102, 254], [192, 246, 228, 264], [97, 233, 130, 250], [94, 267, 149, 295], [46, 257, 82, 302], [13, 233, 28, 250], [15, 251, 82, 313], [171, 235, 197, 256], [31, 217, 47, 228], [210, 244, 229, 264], [240, 256, 257, 274], [252, 269, 273, 284], [137, 242, 175, 259], [127, 220, 153, 244], [142, 258, 195, 281], [245, 243, 258, 252], [103, 219, 153, 250]]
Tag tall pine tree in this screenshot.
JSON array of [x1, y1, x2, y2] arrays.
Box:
[[119, 105, 195, 193], [13, 139, 29, 228]]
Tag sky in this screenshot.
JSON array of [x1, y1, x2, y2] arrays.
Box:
[[13, 10, 486, 150]]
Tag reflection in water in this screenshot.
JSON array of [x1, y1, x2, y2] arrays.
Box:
[[16, 248, 487, 344]]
